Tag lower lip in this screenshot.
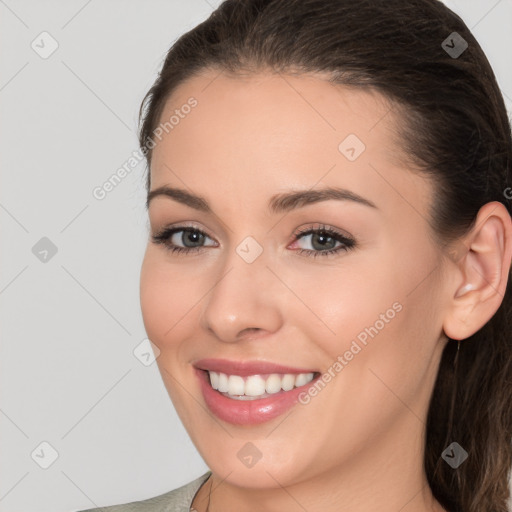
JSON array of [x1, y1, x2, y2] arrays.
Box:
[[194, 368, 319, 425]]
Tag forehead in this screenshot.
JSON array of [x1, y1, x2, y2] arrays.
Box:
[[154, 69, 397, 153], [149, 69, 432, 223], [157, 69, 396, 142]]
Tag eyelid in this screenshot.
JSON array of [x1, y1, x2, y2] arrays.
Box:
[[290, 223, 355, 252], [152, 221, 356, 260], [153, 221, 353, 243], [150, 222, 218, 255], [159, 221, 216, 241], [292, 222, 354, 240]]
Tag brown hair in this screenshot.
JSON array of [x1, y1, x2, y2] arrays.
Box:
[[138, 1, 512, 511]]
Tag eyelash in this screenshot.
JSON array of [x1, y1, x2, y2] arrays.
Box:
[[151, 223, 356, 259]]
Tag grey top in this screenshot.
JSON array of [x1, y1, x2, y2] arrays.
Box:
[[75, 471, 212, 512]]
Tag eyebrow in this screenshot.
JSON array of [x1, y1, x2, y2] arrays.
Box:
[[146, 185, 377, 214]]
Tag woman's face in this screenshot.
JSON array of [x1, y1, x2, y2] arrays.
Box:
[[140, 70, 451, 489]]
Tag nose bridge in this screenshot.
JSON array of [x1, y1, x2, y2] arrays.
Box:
[[199, 234, 283, 342]]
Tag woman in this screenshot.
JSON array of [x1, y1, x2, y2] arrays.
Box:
[[77, 0, 512, 511]]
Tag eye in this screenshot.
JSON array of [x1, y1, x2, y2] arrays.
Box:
[[151, 225, 216, 255], [290, 224, 356, 258], [151, 223, 356, 258]]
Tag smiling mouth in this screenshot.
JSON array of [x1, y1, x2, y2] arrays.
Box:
[[202, 369, 321, 400]]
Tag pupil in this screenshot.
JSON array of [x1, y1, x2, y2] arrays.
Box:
[[186, 230, 203, 247], [314, 232, 334, 249]]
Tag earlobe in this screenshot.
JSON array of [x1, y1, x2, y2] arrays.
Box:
[[442, 201, 512, 341]]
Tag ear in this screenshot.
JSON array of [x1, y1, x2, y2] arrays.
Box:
[[442, 201, 512, 341]]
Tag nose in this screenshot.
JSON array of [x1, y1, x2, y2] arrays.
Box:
[[199, 245, 284, 343]]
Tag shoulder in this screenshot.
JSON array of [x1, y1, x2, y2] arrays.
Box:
[[74, 471, 212, 512]]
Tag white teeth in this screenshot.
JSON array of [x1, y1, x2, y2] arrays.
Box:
[[281, 374, 296, 391], [245, 375, 266, 396], [209, 371, 219, 390], [265, 374, 282, 394], [228, 375, 245, 395], [295, 373, 311, 387], [207, 371, 315, 398], [218, 372, 229, 392]]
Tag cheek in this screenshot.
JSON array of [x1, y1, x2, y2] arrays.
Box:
[[140, 253, 165, 342], [139, 252, 201, 422], [286, 260, 402, 354], [139, 250, 199, 349], [292, 253, 440, 390], [140, 247, 211, 361]]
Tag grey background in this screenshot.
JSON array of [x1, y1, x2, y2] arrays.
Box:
[[1, 1, 511, 511]]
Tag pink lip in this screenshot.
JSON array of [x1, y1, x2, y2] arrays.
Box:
[[193, 360, 321, 425], [192, 358, 318, 376]]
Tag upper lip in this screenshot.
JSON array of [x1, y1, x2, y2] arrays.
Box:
[[193, 358, 318, 376]]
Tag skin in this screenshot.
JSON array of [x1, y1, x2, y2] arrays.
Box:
[[139, 69, 512, 512]]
